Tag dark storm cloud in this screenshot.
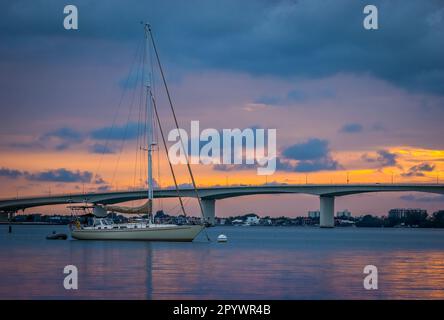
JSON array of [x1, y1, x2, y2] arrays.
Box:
[[0, 168, 24, 179], [279, 138, 340, 172], [339, 123, 363, 134], [0, 167, 106, 184], [213, 136, 340, 173], [1, 0, 443, 94], [292, 158, 339, 172], [401, 162, 436, 177], [186, 126, 269, 159], [26, 168, 93, 183], [21, 123, 141, 152], [282, 138, 329, 161], [362, 149, 398, 168], [39, 127, 84, 150], [90, 122, 140, 140], [279, 138, 339, 172], [227, 156, 340, 173], [278, 156, 339, 173]]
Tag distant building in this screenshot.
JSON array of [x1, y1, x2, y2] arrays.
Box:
[[388, 208, 427, 219], [0, 212, 9, 222], [14, 215, 27, 222], [260, 218, 272, 225], [232, 219, 244, 225], [308, 210, 320, 219], [245, 215, 260, 225], [336, 209, 351, 218]]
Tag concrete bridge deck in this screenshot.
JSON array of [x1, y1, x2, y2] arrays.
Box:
[[1, 184, 443, 227]]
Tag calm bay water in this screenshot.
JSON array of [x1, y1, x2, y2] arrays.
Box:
[[1, 225, 444, 299]]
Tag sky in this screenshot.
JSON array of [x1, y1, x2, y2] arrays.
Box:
[[1, 0, 444, 217]]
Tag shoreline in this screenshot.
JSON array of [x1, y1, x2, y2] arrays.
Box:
[[0, 222, 68, 226]]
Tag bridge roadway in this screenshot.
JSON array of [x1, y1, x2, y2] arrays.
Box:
[[1, 184, 443, 227]]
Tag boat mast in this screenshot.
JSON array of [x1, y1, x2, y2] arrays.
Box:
[[144, 24, 156, 223], [146, 86, 154, 201]]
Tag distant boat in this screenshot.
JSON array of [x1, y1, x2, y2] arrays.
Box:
[[46, 231, 68, 240], [70, 24, 205, 242]]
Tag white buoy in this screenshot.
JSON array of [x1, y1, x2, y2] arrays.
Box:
[[217, 234, 228, 243]]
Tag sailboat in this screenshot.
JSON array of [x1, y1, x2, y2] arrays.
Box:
[[71, 24, 205, 241]]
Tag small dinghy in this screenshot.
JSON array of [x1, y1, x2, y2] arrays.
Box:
[[46, 231, 68, 240]]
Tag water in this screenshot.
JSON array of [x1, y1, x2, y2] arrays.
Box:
[[1, 225, 444, 299]]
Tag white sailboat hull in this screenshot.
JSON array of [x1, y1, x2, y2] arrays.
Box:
[[71, 224, 204, 242]]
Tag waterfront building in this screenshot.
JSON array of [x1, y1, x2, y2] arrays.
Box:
[[336, 209, 352, 218], [388, 208, 427, 219], [245, 215, 260, 225], [308, 210, 320, 218]]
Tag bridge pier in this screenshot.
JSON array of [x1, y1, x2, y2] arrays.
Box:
[[320, 195, 334, 228], [201, 199, 216, 226]]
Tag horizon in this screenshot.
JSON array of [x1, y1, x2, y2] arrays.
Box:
[[1, 0, 444, 217]]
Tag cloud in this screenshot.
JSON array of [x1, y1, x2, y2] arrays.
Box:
[[212, 156, 339, 173], [0, 168, 25, 179], [22, 127, 85, 151], [282, 138, 329, 161], [254, 96, 282, 106], [93, 176, 107, 184], [2, 1, 443, 95], [286, 90, 308, 102], [254, 88, 335, 106], [11, 123, 139, 153], [280, 138, 340, 172], [275, 158, 296, 172], [370, 123, 386, 132], [90, 122, 140, 140], [210, 136, 340, 173], [9, 128, 84, 151], [89, 143, 115, 154], [339, 123, 363, 134], [1, 166, 109, 184], [292, 158, 339, 172], [97, 185, 112, 192], [362, 149, 398, 168], [213, 163, 257, 172], [41, 127, 83, 143], [400, 194, 444, 202], [401, 162, 436, 177], [26, 168, 93, 183]]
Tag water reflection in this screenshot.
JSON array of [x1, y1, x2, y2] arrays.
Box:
[[1, 225, 444, 299]]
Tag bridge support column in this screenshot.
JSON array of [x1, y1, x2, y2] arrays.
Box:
[[201, 199, 216, 226], [320, 195, 334, 228]]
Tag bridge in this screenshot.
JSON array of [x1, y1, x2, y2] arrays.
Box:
[[1, 184, 443, 227]]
